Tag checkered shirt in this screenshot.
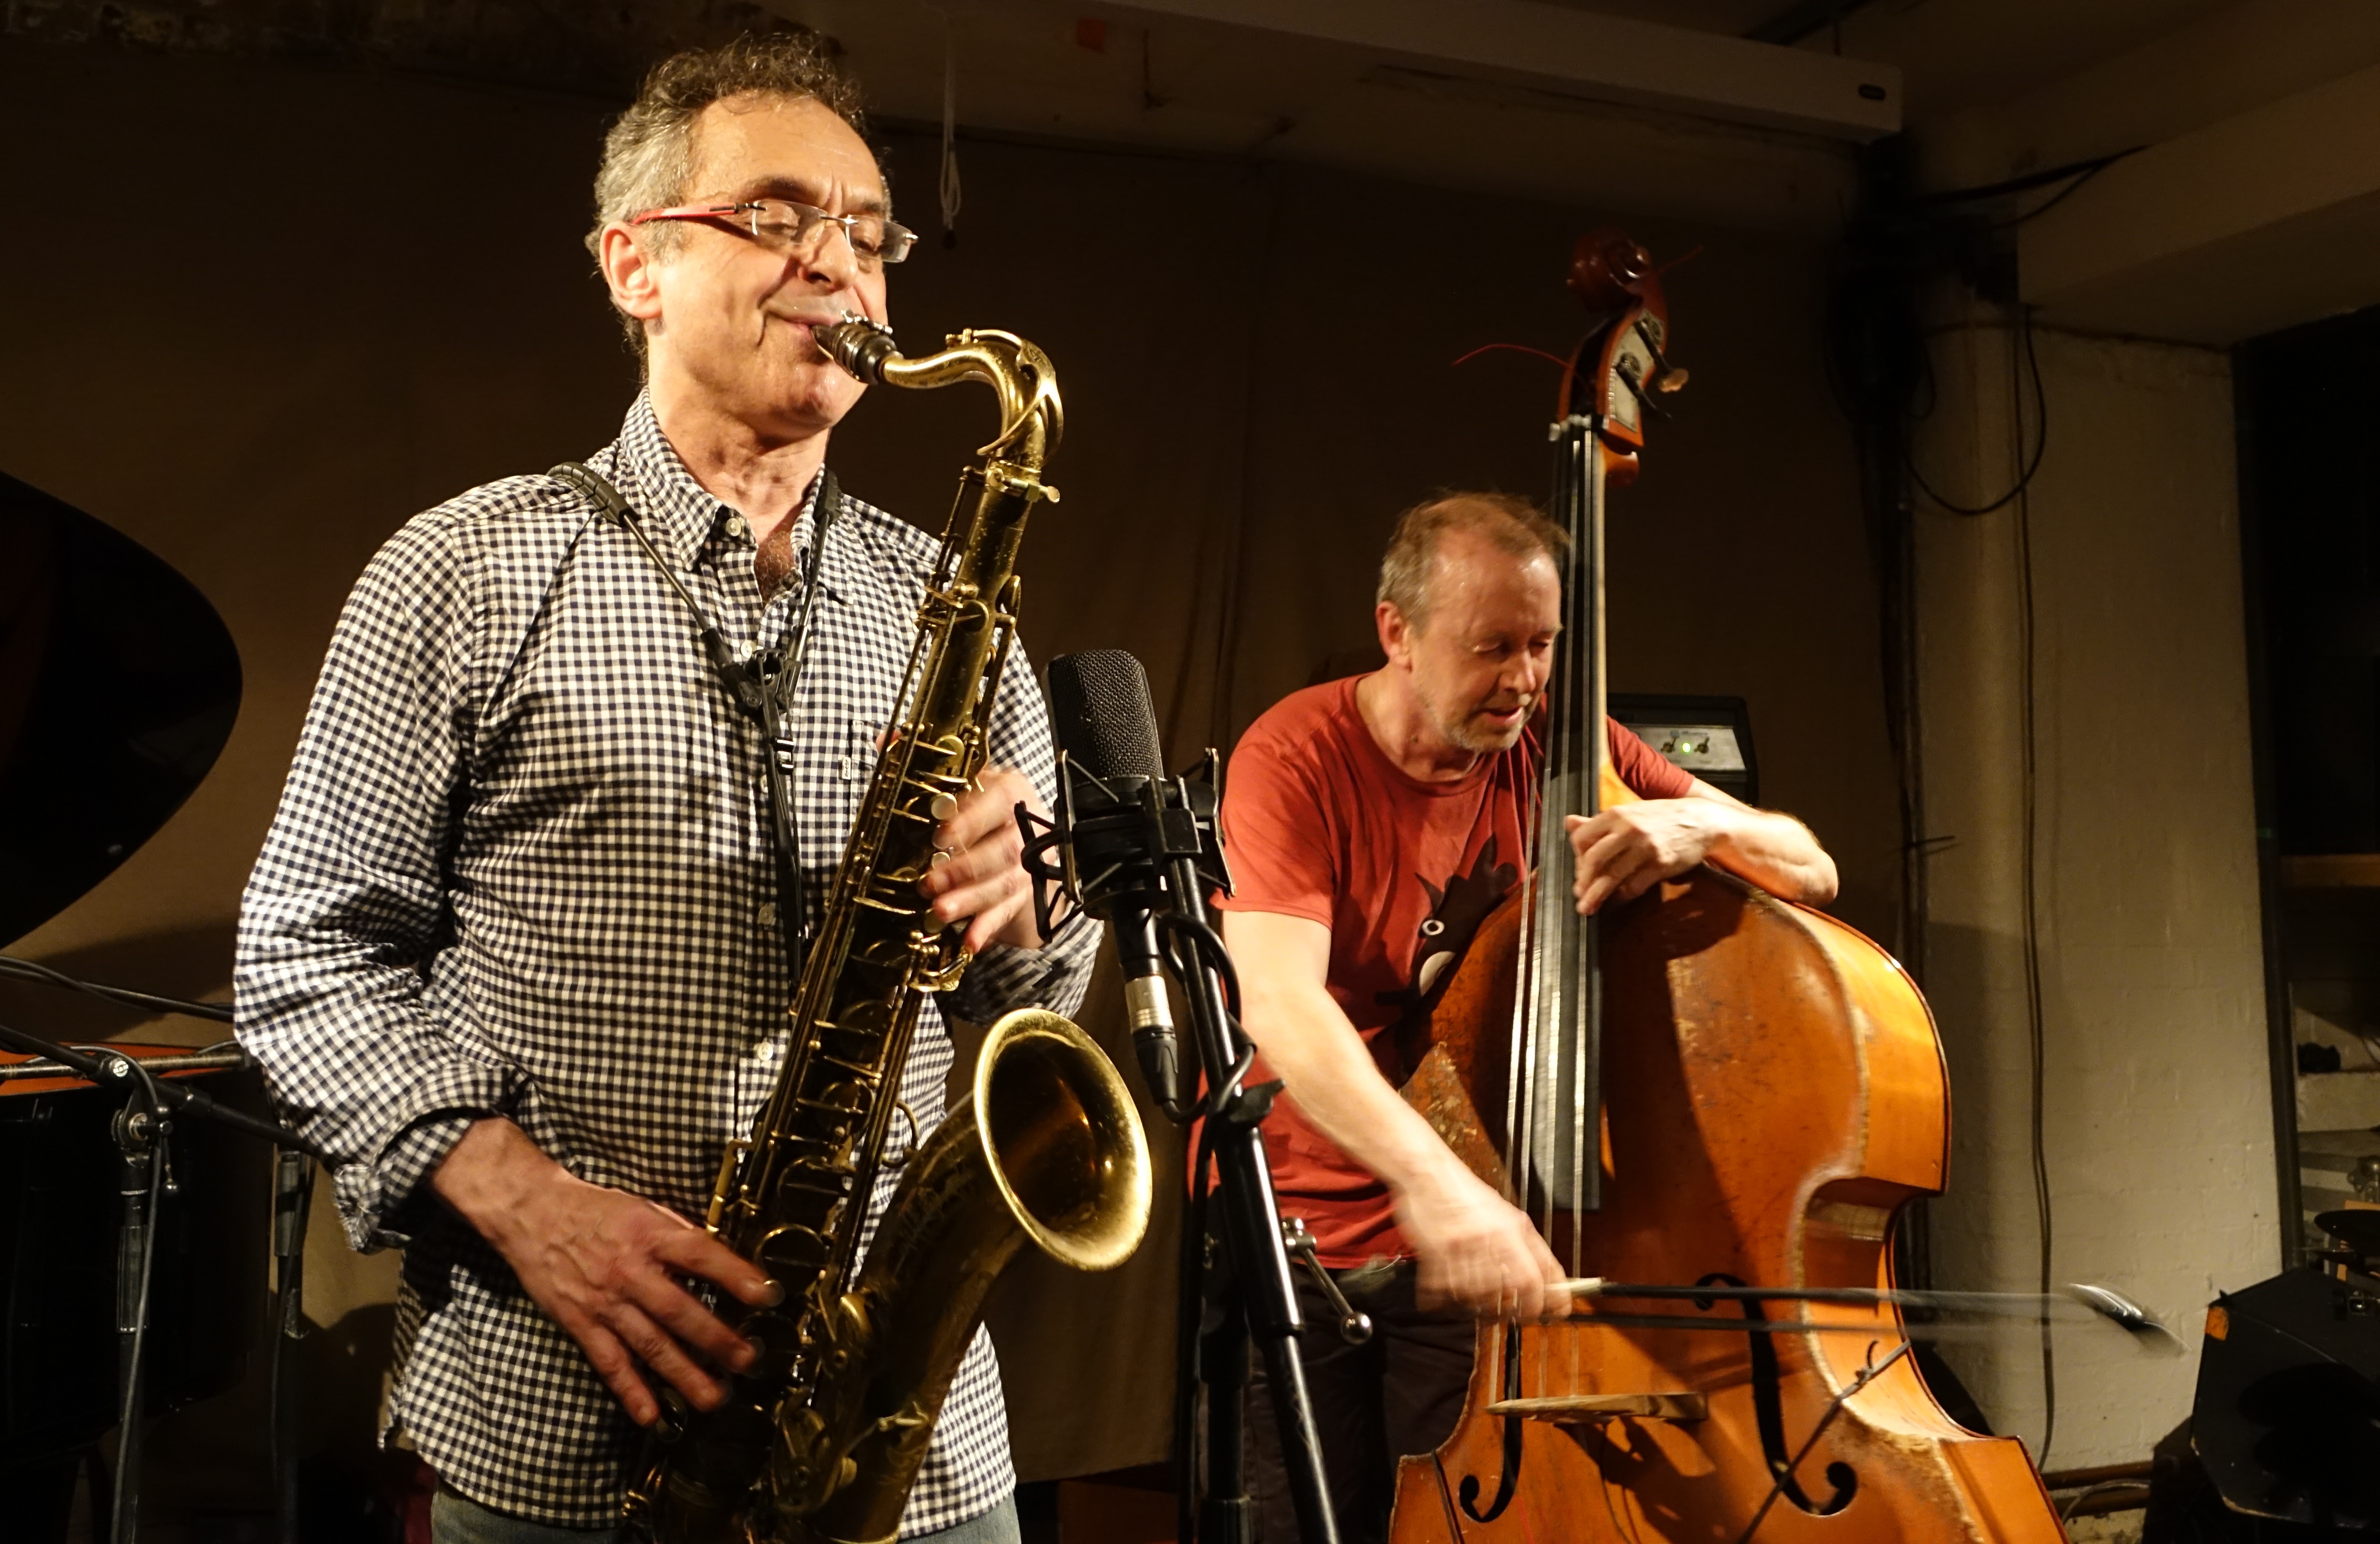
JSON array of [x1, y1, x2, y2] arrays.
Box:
[[235, 393, 1097, 1532]]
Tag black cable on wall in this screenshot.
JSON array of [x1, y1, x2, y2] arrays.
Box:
[[1824, 139, 2062, 1453]]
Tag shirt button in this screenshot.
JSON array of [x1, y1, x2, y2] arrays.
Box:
[[724, 513, 750, 542], [759, 901, 778, 926]]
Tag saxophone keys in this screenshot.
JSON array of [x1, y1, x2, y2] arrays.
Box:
[[756, 1223, 833, 1281], [704, 1139, 750, 1234], [738, 1311, 803, 1379]]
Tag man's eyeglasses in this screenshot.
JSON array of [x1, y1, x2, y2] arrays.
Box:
[[631, 198, 917, 268]]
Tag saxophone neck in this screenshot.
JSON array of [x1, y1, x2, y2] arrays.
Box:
[[818, 321, 1063, 470]]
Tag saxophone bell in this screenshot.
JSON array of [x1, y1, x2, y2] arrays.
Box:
[[774, 1009, 1152, 1544]]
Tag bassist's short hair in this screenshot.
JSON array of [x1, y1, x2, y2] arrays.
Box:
[[1378, 493, 1569, 631]]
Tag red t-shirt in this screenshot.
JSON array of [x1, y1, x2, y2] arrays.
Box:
[[1215, 676, 1696, 1266]]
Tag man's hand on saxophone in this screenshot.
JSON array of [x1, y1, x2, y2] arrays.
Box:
[[431, 1117, 785, 1428], [921, 763, 1058, 953]]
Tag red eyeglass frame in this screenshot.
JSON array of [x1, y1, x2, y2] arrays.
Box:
[[628, 200, 915, 263]]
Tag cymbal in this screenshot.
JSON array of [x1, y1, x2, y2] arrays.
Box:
[[2314, 1208, 2380, 1257]]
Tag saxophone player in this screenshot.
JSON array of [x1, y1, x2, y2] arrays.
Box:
[[235, 34, 1083, 1544]]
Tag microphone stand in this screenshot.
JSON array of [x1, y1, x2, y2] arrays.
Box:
[[1023, 761, 1359, 1544], [0, 1019, 323, 1544]]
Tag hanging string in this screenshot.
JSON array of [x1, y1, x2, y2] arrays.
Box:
[[1451, 342, 1572, 372], [939, 16, 963, 249]]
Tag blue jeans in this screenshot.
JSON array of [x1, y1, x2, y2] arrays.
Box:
[[430, 1488, 1021, 1544]]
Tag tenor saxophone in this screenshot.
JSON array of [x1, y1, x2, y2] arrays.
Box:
[[626, 321, 1153, 1544]]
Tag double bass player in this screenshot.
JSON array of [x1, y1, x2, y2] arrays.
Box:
[[1216, 491, 1839, 1541]]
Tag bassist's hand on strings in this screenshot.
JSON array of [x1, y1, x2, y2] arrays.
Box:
[[432, 1117, 784, 1426], [1565, 798, 1730, 914], [1566, 783, 1839, 915]]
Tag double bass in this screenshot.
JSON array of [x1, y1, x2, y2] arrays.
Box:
[[1387, 234, 2066, 1543]]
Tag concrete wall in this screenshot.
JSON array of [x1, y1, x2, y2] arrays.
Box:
[[1914, 307, 2278, 1469]]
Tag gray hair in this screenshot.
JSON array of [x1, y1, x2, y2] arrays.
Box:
[[586, 31, 869, 357], [1378, 492, 1570, 632]]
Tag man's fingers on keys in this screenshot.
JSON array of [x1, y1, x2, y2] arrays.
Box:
[[924, 844, 1008, 914], [935, 767, 1037, 857], [634, 1269, 756, 1373], [932, 863, 1024, 930], [653, 1219, 777, 1308], [960, 887, 1032, 954], [574, 1318, 660, 1426], [608, 1299, 726, 1412]]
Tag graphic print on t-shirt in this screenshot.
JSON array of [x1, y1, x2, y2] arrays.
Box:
[[1374, 834, 1519, 1082]]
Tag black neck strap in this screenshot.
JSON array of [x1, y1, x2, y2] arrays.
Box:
[[549, 458, 840, 978]]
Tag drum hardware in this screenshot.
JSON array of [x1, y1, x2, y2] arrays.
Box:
[[0, 1014, 320, 1544], [0, 1048, 249, 1081]]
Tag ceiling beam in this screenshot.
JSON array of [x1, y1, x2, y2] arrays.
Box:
[[1743, 0, 1881, 49], [1101, 0, 1901, 141], [2021, 61, 2380, 342]]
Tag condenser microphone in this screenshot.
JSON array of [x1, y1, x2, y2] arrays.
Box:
[[1044, 650, 1179, 1112]]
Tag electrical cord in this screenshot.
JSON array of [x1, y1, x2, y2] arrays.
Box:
[[1730, 1340, 1914, 1544], [2058, 1479, 2149, 1521], [1165, 909, 1256, 1544], [1911, 147, 2143, 208], [1175, 1112, 1216, 1544], [1158, 912, 1243, 1023], [2016, 383, 2057, 1467], [1997, 155, 2132, 230], [1907, 306, 2047, 518], [0, 954, 235, 1024]]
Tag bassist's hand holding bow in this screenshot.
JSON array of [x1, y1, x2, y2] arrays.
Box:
[[1225, 909, 1569, 1321]]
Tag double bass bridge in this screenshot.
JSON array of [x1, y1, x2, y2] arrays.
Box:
[[1485, 1392, 1708, 1424]]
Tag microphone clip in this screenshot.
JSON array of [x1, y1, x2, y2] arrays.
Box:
[[1012, 749, 1236, 946]]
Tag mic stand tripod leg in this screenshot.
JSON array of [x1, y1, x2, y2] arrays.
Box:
[[110, 1094, 164, 1544], [270, 1148, 314, 1544], [1196, 1243, 1251, 1544], [1204, 1089, 1338, 1544]]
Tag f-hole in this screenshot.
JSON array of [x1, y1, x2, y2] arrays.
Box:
[[1458, 1322, 1525, 1523], [1700, 1271, 1856, 1516]]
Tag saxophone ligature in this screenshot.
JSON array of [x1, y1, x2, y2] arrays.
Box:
[[626, 316, 1153, 1544]]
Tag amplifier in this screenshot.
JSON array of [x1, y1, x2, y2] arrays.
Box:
[[1610, 694, 1758, 806]]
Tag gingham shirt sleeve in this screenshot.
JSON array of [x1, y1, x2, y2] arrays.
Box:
[[943, 635, 1100, 1024], [236, 510, 516, 1251]]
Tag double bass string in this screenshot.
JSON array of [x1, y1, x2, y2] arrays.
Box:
[[1537, 408, 1603, 1277], [1571, 414, 1604, 1276]]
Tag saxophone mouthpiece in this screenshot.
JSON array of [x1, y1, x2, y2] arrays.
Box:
[[818, 315, 900, 385], [761, 294, 898, 383]]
